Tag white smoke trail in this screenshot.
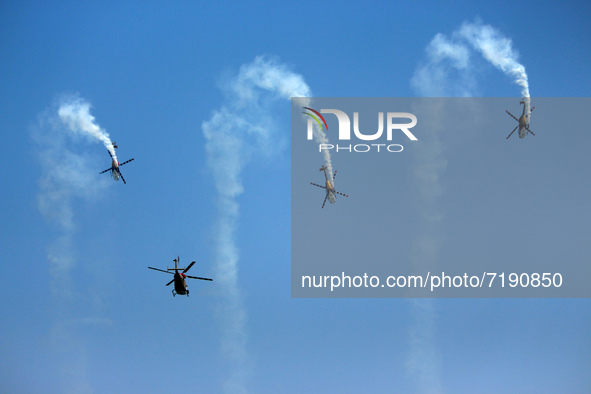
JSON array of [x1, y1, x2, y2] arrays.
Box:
[[58, 96, 118, 161], [457, 20, 530, 99], [309, 117, 334, 182], [202, 55, 311, 393], [408, 19, 531, 393], [405, 106, 445, 393], [406, 298, 442, 394], [413, 18, 531, 103], [36, 96, 116, 297], [295, 103, 333, 179], [35, 102, 110, 294], [33, 97, 111, 392], [299, 102, 333, 180]]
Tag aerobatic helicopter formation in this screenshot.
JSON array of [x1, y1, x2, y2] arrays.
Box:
[[97, 98, 535, 296], [83, 141, 214, 297]]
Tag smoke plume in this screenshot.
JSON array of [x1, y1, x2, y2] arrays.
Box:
[[303, 107, 334, 181], [407, 19, 531, 393], [35, 98, 111, 294], [413, 18, 531, 103], [58, 97, 118, 161], [33, 96, 113, 392], [202, 55, 312, 393]]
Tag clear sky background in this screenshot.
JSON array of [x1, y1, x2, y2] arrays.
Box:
[[1, 1, 590, 393]]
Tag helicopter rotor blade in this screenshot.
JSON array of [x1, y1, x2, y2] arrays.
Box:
[[310, 182, 326, 190], [183, 261, 196, 273], [506, 125, 518, 139], [119, 158, 134, 166], [165, 279, 175, 286], [506, 110, 519, 122], [185, 275, 213, 281], [148, 266, 174, 275]]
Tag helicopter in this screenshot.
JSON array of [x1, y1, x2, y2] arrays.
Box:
[[310, 165, 349, 208], [506, 98, 535, 139], [99, 143, 134, 184], [148, 256, 212, 297]]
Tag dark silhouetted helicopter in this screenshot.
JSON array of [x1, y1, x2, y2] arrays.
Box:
[[148, 256, 212, 297]]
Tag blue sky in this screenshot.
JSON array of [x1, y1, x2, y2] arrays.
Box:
[[1, 1, 590, 393]]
